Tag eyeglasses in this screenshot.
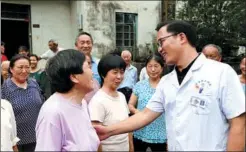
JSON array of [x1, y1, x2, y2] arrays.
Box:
[[157, 33, 178, 48]]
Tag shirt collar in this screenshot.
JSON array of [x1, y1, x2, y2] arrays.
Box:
[[126, 64, 134, 70], [170, 53, 206, 75], [5, 78, 37, 92], [91, 57, 96, 63]]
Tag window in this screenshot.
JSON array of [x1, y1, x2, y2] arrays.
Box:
[[115, 13, 137, 51]]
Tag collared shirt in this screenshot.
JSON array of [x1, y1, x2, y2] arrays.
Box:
[[40, 47, 64, 60], [146, 53, 245, 151], [1, 78, 44, 145], [1, 99, 19, 151], [175, 55, 199, 84], [35, 93, 100, 151], [118, 64, 138, 89], [91, 57, 101, 85]]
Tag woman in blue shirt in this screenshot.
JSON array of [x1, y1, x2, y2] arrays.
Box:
[[128, 53, 167, 151], [1, 54, 44, 152]]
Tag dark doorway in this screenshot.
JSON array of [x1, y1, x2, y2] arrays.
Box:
[[1, 20, 29, 59], [1, 3, 31, 60]]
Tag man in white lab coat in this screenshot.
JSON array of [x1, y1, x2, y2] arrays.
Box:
[[93, 20, 245, 151]]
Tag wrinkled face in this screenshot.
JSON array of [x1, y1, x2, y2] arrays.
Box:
[[10, 59, 30, 83], [1, 45, 5, 54], [73, 61, 94, 94], [157, 26, 182, 65], [30, 56, 38, 68], [103, 68, 124, 90], [1, 62, 10, 80], [48, 42, 58, 52], [146, 59, 163, 79], [202, 46, 221, 61], [121, 53, 131, 66], [75, 35, 93, 56], [19, 50, 28, 56], [240, 58, 246, 76]]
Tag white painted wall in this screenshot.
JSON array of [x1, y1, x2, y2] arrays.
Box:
[[1, 0, 75, 67]]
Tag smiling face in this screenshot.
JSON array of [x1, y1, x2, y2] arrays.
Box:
[[30, 56, 38, 69], [240, 58, 246, 76], [10, 58, 30, 83], [103, 68, 124, 90], [75, 35, 93, 56], [157, 26, 182, 65]]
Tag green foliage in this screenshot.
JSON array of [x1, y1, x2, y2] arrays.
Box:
[[176, 0, 246, 56]]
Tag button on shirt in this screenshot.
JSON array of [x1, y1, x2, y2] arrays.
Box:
[[118, 64, 138, 89], [1, 78, 44, 145], [146, 54, 245, 151]]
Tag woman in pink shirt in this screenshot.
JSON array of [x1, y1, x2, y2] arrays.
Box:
[[35, 49, 100, 151]]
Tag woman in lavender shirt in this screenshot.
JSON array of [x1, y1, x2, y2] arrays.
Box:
[[35, 49, 100, 151]]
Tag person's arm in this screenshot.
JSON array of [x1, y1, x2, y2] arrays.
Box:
[[91, 121, 103, 152], [94, 108, 161, 140], [128, 93, 140, 114], [227, 113, 245, 151], [35, 117, 62, 151], [94, 78, 166, 140], [40, 51, 50, 60], [128, 133, 134, 152], [220, 65, 246, 151], [7, 102, 19, 152], [12, 145, 18, 152]]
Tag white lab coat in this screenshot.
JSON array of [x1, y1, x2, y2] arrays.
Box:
[[147, 53, 245, 151]]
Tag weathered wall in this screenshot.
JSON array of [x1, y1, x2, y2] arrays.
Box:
[[81, 1, 161, 58]]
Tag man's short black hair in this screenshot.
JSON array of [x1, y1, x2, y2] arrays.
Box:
[[45, 49, 86, 93], [75, 31, 93, 45], [155, 20, 197, 47], [98, 54, 126, 86]]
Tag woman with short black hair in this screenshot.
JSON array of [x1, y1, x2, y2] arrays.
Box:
[[35, 49, 100, 151], [1, 54, 44, 152], [89, 54, 134, 151]]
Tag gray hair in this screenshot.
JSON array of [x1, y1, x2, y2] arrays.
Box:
[[48, 39, 58, 45], [202, 44, 222, 55]]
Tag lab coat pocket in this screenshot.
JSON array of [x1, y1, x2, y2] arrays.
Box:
[[190, 94, 211, 115]]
